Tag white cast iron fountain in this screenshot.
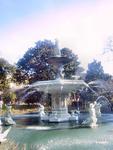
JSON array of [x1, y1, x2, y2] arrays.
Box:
[[2, 42, 113, 149], [28, 42, 89, 122]]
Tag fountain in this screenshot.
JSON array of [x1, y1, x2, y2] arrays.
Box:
[[1, 41, 113, 149], [28, 42, 89, 122]]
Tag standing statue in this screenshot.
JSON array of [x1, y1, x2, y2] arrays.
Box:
[[37, 103, 45, 117], [37, 103, 48, 121], [89, 103, 97, 127], [3, 103, 16, 125], [94, 101, 101, 117], [82, 102, 97, 127]]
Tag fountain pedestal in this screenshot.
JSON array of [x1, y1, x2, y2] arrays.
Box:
[[49, 107, 71, 122], [31, 79, 88, 122], [48, 92, 71, 122]]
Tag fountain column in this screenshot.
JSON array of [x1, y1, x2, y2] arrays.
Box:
[[49, 86, 71, 122], [46, 41, 72, 122]]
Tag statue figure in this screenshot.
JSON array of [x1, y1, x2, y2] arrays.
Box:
[[88, 103, 97, 127], [94, 101, 101, 117], [3, 103, 16, 125], [70, 110, 79, 122], [37, 103, 48, 121], [82, 102, 97, 127], [37, 103, 45, 117]]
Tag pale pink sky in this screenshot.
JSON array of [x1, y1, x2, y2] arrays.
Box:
[[0, 0, 113, 74]]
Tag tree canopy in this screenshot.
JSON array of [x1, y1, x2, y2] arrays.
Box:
[[0, 58, 14, 91], [61, 48, 81, 79], [85, 60, 111, 82], [16, 40, 82, 83]]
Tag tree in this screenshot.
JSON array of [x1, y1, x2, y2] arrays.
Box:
[[17, 40, 83, 83], [61, 48, 82, 79], [17, 40, 57, 83], [0, 58, 14, 91], [2, 91, 17, 104], [85, 60, 105, 82], [12, 68, 28, 84]]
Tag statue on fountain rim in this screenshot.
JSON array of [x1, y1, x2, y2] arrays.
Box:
[[94, 101, 101, 117]]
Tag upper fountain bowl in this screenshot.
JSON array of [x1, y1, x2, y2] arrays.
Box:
[[47, 56, 73, 66]]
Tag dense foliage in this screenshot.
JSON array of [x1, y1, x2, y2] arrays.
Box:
[[16, 40, 82, 83], [61, 48, 81, 79], [12, 68, 28, 84], [1, 38, 113, 107], [0, 58, 14, 91], [85, 60, 111, 82]]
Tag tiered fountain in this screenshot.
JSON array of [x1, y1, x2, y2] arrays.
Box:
[[29, 42, 89, 122], [1, 42, 113, 149]]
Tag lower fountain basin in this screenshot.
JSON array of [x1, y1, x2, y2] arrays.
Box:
[[2, 113, 113, 150], [8, 112, 113, 127]]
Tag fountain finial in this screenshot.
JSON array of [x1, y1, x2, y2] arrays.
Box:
[[54, 39, 61, 57], [55, 38, 58, 47], [47, 39, 72, 79]]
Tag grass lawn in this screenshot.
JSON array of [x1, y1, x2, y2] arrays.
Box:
[[0, 104, 38, 115]]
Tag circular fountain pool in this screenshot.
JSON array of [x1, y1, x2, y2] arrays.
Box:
[[3, 45, 113, 149], [3, 113, 113, 150]]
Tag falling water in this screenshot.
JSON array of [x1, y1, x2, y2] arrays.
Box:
[[96, 96, 111, 112], [96, 96, 110, 106]]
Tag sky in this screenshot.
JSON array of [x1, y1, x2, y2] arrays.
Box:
[[1, 0, 113, 74]]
